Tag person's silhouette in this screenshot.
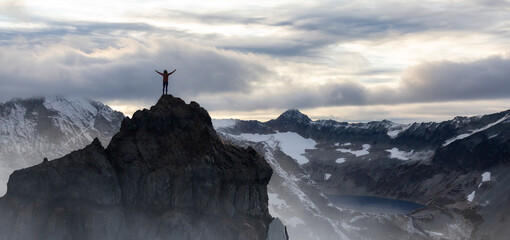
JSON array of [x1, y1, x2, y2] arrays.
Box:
[[155, 69, 176, 95]]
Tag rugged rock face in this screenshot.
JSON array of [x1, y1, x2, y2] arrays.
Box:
[[0, 95, 274, 240], [0, 138, 127, 240], [0, 96, 124, 195]]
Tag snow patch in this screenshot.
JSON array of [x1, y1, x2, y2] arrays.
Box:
[[334, 142, 351, 147], [481, 172, 491, 182], [337, 144, 371, 157], [238, 132, 316, 164], [426, 231, 444, 237], [443, 114, 509, 146], [335, 158, 346, 164], [478, 171, 491, 187], [467, 191, 475, 202], [324, 173, 331, 180], [385, 148, 414, 161], [489, 134, 498, 139]]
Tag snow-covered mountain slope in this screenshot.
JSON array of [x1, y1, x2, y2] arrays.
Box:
[[0, 96, 124, 196], [214, 108, 510, 239], [217, 131, 440, 240], [215, 109, 510, 199]]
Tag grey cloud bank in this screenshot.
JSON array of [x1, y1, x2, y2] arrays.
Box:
[[397, 56, 510, 103], [0, 37, 272, 104], [1, 0, 510, 121], [198, 55, 510, 111], [1, 34, 510, 114]]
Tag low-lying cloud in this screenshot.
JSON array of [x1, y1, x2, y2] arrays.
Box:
[[1, 34, 509, 114], [196, 55, 510, 111], [0, 36, 273, 103], [388, 56, 510, 104]]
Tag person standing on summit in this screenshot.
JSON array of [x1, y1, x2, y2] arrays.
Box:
[[155, 69, 176, 95]]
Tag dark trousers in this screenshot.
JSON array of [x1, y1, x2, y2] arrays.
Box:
[[163, 82, 168, 94]]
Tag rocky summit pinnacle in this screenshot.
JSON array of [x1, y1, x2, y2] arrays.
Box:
[[0, 94, 276, 240], [277, 109, 311, 124], [265, 109, 312, 136]]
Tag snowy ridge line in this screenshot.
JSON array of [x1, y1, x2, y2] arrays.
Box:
[[443, 114, 509, 147], [386, 123, 411, 139], [215, 112, 413, 138]]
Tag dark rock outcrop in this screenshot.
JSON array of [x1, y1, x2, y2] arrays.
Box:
[[0, 95, 274, 240], [0, 96, 124, 196], [0, 138, 127, 240]]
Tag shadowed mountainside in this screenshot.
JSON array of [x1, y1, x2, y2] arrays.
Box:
[[0, 95, 280, 240]]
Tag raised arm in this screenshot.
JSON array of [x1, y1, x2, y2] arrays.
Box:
[[169, 69, 176, 75], [155, 70, 163, 76]]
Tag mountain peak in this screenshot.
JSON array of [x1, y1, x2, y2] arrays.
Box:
[[149, 94, 210, 124], [0, 94, 275, 240], [278, 109, 311, 124], [113, 94, 221, 162], [0, 96, 124, 197]]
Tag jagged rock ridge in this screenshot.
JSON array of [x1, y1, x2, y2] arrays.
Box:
[[0, 95, 277, 240], [0, 96, 124, 195]]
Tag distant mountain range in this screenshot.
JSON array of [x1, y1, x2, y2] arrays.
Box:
[[2, 95, 510, 239], [214, 108, 510, 239], [0, 96, 124, 195]]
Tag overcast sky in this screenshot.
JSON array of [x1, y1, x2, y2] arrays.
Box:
[[1, 0, 510, 122]]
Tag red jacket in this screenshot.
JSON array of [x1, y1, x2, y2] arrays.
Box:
[[156, 70, 176, 83]]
